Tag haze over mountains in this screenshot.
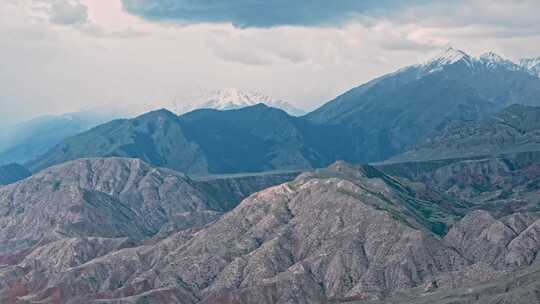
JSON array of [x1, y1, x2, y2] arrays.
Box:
[[0, 111, 119, 166], [22, 48, 540, 177], [2, 48, 540, 303], [0, 90, 305, 169]]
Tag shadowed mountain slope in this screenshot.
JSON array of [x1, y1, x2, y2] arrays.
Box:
[[0, 163, 30, 185], [27, 105, 337, 176], [0, 111, 117, 166], [25, 49, 540, 176], [306, 49, 540, 163], [390, 104, 540, 163]]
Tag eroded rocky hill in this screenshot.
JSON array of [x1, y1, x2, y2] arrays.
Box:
[[1, 160, 538, 303]]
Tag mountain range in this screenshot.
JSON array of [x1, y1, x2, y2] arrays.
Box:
[[2, 48, 540, 303], [0, 90, 306, 169], [25, 48, 540, 176], [306, 48, 540, 162], [25, 105, 315, 175], [1, 156, 539, 303]]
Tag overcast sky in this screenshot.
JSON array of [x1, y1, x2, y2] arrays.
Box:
[[1, 0, 540, 126]]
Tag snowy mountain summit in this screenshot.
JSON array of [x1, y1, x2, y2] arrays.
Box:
[[419, 47, 474, 73], [178, 88, 305, 116], [520, 57, 540, 77], [418, 47, 524, 74], [429, 47, 472, 66]]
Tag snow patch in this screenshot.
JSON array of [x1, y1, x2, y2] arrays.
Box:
[[519, 57, 540, 77], [416, 48, 524, 75], [175, 88, 305, 116]]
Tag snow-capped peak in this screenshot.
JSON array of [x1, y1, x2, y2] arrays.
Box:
[[177, 88, 306, 116], [478, 51, 520, 70], [418, 47, 473, 74], [415, 47, 531, 76], [519, 57, 540, 77], [432, 47, 471, 65], [519, 57, 540, 69], [200, 88, 276, 109], [479, 52, 505, 63]]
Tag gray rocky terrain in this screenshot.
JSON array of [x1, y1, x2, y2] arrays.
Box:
[[1, 159, 539, 303], [0, 158, 298, 265], [379, 152, 540, 217], [0, 158, 221, 265]]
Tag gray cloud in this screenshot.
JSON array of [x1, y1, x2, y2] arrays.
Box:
[[211, 47, 276, 66], [49, 0, 89, 25], [397, 0, 540, 36], [121, 0, 431, 28], [207, 29, 309, 66]]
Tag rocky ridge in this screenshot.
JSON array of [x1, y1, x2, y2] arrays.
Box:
[[390, 104, 540, 163], [2, 160, 539, 303]]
